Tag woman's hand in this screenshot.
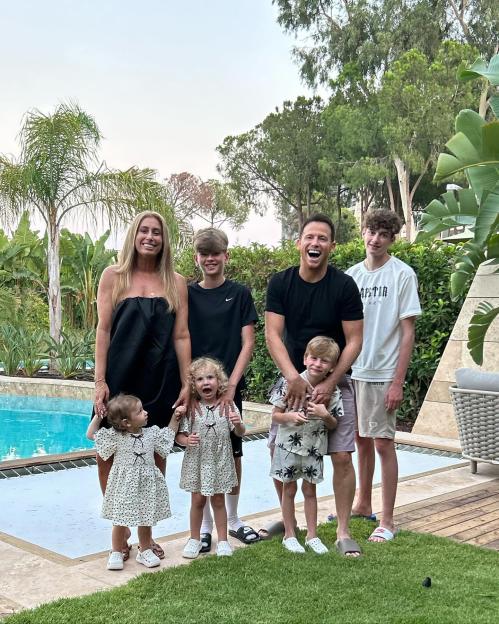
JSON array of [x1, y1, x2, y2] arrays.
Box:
[[173, 385, 191, 412], [219, 385, 236, 418], [94, 380, 109, 417]]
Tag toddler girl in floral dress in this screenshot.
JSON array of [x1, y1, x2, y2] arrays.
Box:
[[176, 357, 245, 559], [87, 393, 180, 570]]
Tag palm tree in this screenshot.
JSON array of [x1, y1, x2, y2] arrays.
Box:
[[0, 103, 176, 343]]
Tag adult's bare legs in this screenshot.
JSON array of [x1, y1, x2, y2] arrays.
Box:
[[96, 454, 113, 494], [302, 480, 318, 540], [371, 437, 398, 539], [353, 433, 376, 516], [331, 451, 359, 556]]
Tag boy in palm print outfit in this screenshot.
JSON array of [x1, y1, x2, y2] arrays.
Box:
[[269, 336, 343, 554]]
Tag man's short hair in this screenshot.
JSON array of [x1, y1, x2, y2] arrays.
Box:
[[363, 210, 402, 238], [193, 228, 228, 254], [300, 213, 335, 241], [305, 336, 340, 366]]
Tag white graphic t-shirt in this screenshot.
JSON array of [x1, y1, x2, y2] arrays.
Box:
[[346, 256, 421, 381]]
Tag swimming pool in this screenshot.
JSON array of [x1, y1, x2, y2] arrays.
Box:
[[0, 395, 93, 461]]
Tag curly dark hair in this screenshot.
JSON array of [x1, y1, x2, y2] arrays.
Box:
[[363, 210, 402, 237]]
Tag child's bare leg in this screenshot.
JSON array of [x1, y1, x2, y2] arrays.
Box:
[[190, 493, 207, 540], [302, 480, 318, 540], [269, 446, 283, 506], [211, 493, 228, 542], [111, 526, 126, 552], [281, 481, 298, 538], [137, 526, 152, 552]]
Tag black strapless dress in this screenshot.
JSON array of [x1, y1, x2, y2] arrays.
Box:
[[104, 297, 180, 427]]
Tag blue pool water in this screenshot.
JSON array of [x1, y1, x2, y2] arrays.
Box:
[[0, 395, 93, 461]]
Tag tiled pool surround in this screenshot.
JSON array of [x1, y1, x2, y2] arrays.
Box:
[[0, 437, 464, 559]]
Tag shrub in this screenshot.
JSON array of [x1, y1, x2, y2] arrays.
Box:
[[176, 238, 465, 422]]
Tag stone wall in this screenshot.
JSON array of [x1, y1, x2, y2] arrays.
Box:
[[413, 263, 499, 439], [0, 377, 272, 434]]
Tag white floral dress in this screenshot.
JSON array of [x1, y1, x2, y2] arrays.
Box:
[[94, 426, 175, 526], [179, 403, 238, 496]]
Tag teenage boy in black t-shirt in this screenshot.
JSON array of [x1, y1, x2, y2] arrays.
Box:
[[265, 213, 364, 556], [188, 228, 259, 551]]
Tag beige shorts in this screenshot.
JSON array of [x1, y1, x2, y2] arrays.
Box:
[[354, 380, 396, 439]]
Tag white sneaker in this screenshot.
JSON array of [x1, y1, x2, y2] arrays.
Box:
[[282, 537, 305, 553], [217, 540, 233, 557], [182, 538, 202, 559], [107, 551, 124, 570], [305, 537, 329, 554], [136, 548, 161, 568]]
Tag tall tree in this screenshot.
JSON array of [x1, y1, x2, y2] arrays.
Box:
[[378, 42, 477, 239], [274, 0, 498, 87], [0, 103, 175, 344], [164, 172, 249, 233], [217, 96, 325, 229]]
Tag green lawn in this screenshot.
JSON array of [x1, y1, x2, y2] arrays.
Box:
[[7, 520, 499, 624]]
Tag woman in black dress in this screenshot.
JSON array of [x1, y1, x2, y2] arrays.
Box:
[[94, 211, 190, 559]]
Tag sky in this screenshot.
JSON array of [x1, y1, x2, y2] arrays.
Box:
[[0, 0, 311, 246]]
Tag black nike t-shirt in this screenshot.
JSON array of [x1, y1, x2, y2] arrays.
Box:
[[265, 265, 363, 372], [188, 279, 258, 390]]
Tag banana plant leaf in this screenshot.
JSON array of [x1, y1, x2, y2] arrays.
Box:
[[434, 117, 499, 184], [415, 187, 478, 241], [458, 55, 499, 87], [468, 301, 499, 365], [491, 95, 499, 119], [450, 241, 487, 299]]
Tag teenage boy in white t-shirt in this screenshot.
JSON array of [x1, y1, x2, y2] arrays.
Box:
[[346, 210, 421, 542]]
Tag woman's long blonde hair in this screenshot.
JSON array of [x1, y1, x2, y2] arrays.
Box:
[[112, 211, 179, 312]]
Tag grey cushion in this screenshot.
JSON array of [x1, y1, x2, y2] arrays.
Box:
[[455, 368, 499, 392]]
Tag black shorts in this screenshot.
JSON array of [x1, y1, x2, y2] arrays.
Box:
[[230, 389, 243, 458]]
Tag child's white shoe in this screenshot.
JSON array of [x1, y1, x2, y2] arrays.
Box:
[[282, 537, 305, 553], [107, 551, 124, 570], [305, 537, 329, 554], [182, 538, 202, 559], [136, 548, 161, 568], [216, 541, 233, 557]]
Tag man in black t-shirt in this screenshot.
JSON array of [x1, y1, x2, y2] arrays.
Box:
[[265, 213, 363, 556], [188, 228, 259, 551]]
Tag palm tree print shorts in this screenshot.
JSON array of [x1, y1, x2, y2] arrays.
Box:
[[270, 445, 324, 484]]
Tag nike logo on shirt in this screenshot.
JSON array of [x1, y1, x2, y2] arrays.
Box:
[[225, 297, 233, 302]]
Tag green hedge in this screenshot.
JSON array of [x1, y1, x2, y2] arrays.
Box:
[[176, 239, 466, 422]]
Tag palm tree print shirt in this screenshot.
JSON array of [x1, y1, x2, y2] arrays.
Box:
[[270, 371, 343, 458]]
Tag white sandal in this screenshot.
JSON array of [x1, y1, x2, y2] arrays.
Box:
[[182, 538, 202, 559]]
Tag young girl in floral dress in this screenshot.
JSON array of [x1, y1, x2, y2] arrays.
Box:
[[87, 393, 180, 570], [176, 357, 245, 559]]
